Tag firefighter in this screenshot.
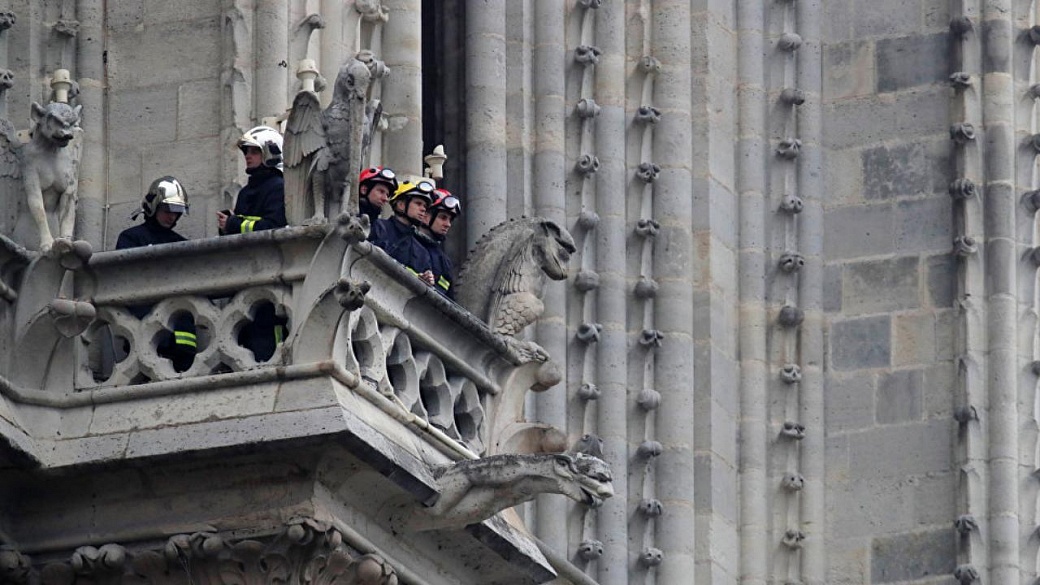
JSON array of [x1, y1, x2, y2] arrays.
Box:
[[417, 188, 460, 299], [370, 178, 436, 286], [217, 125, 287, 235], [358, 166, 398, 224], [116, 176, 197, 372], [217, 126, 288, 361]]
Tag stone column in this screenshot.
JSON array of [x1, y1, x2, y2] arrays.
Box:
[[736, 0, 769, 582], [254, 0, 288, 120], [981, 1, 1019, 582], [593, 2, 628, 584], [381, 0, 423, 176], [795, 0, 825, 582], [75, 0, 105, 248], [463, 0, 507, 249], [650, 0, 696, 582], [319, 0, 345, 107], [531, 0, 568, 552]]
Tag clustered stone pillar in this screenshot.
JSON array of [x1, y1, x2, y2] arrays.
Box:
[[737, 0, 770, 581], [532, 0, 569, 553], [254, 0, 288, 121], [380, 0, 422, 176], [75, 0, 104, 249], [981, 1, 1019, 583], [649, 1, 697, 581], [794, 0, 825, 581], [463, 0, 507, 251]]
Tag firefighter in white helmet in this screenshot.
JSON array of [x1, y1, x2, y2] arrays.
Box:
[[217, 125, 287, 235]]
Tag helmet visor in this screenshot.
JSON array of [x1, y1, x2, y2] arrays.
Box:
[[161, 203, 187, 214]]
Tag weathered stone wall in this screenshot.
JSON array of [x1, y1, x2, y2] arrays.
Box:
[[822, 1, 957, 583]]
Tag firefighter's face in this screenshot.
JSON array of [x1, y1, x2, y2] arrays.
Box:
[[242, 146, 262, 170], [406, 198, 428, 223], [155, 207, 181, 229], [365, 183, 391, 207], [430, 211, 454, 236]]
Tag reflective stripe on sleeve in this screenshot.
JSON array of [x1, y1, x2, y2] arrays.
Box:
[[174, 330, 197, 349], [437, 276, 450, 291]]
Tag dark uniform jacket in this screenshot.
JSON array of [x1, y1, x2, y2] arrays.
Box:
[[370, 217, 434, 277], [115, 218, 196, 372], [222, 167, 287, 235], [359, 198, 382, 225], [418, 231, 455, 299]]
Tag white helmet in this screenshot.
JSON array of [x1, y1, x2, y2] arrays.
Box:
[[136, 176, 188, 219], [237, 125, 283, 170]]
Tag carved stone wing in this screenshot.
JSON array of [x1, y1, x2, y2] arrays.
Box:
[[0, 118, 24, 240], [283, 89, 327, 224]]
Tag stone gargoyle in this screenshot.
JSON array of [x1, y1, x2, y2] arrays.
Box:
[[11, 101, 82, 255], [283, 53, 380, 224], [454, 217, 576, 361], [391, 452, 613, 532]]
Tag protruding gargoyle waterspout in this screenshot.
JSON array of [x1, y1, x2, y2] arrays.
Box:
[[455, 217, 576, 361], [392, 453, 613, 532]]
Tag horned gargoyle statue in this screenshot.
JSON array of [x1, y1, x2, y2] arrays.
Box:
[[18, 101, 82, 255], [454, 217, 576, 361], [390, 452, 613, 532]]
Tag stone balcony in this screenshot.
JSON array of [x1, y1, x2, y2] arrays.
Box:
[[0, 217, 584, 585]]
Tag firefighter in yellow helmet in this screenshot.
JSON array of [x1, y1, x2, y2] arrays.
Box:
[[369, 178, 436, 286]]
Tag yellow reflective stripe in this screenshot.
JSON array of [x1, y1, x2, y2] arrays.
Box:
[[437, 276, 450, 290], [274, 325, 285, 344], [239, 215, 261, 234], [405, 267, 419, 276], [174, 331, 197, 348]]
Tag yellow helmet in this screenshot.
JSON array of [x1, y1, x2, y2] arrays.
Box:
[[389, 178, 436, 206]]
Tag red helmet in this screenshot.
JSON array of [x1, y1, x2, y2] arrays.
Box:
[[428, 188, 462, 225], [359, 166, 398, 193]]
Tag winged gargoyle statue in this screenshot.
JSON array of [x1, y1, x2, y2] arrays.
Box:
[[283, 53, 380, 225], [454, 217, 576, 361], [390, 452, 613, 532]]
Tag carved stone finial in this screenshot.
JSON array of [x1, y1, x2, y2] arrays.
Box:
[[953, 235, 978, 258], [950, 72, 973, 90], [574, 45, 602, 65], [577, 382, 601, 401], [576, 153, 600, 176], [954, 514, 978, 534], [953, 564, 979, 584], [356, 0, 390, 22], [950, 123, 975, 144], [778, 251, 805, 273], [778, 305, 804, 328], [71, 544, 127, 575], [636, 162, 661, 183], [636, 105, 662, 125], [780, 363, 802, 384], [780, 421, 806, 440], [635, 278, 659, 299], [335, 278, 371, 311], [577, 540, 604, 561], [576, 322, 603, 343], [638, 498, 664, 518], [48, 298, 95, 337], [574, 269, 600, 292], [639, 329, 664, 348], [638, 548, 664, 568], [570, 433, 604, 458], [780, 87, 806, 105], [638, 388, 662, 411], [576, 98, 601, 119], [781, 472, 805, 492], [778, 33, 803, 52], [636, 218, 661, 238], [638, 440, 663, 458], [0, 69, 13, 93], [776, 138, 801, 159], [1023, 189, 1040, 213], [0, 12, 15, 31], [949, 178, 977, 200], [782, 529, 806, 549], [780, 193, 804, 214], [953, 405, 978, 424], [53, 20, 78, 37], [577, 210, 600, 230], [950, 16, 975, 38], [640, 55, 662, 75]]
